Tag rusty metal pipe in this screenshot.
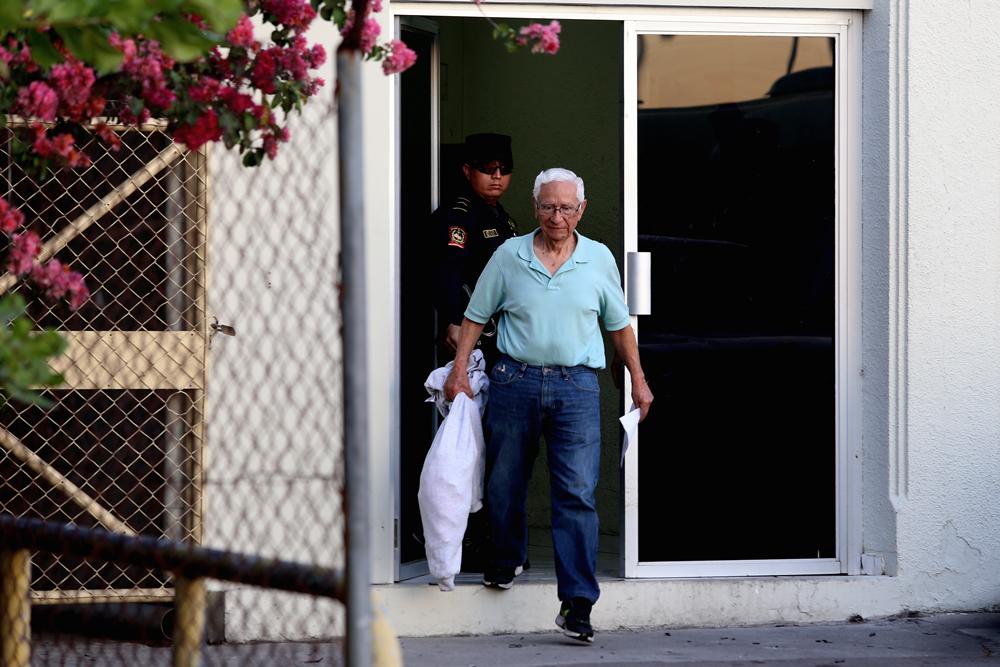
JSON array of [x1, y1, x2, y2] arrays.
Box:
[[0, 514, 344, 601]]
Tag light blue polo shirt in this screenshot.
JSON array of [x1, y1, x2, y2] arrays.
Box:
[[465, 229, 631, 368]]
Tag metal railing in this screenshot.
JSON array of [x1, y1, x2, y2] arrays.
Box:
[[0, 514, 399, 666]]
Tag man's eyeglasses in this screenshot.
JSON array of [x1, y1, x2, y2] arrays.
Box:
[[536, 202, 581, 217], [473, 161, 513, 176]]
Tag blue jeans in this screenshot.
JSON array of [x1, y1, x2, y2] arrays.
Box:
[[485, 353, 602, 603]]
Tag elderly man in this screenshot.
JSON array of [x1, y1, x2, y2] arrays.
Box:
[[445, 168, 653, 643]]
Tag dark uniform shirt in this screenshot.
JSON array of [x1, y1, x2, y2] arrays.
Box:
[[433, 189, 517, 358]]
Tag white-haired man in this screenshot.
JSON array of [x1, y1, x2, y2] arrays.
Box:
[[446, 167, 653, 643]]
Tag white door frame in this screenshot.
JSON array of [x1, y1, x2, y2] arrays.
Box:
[[393, 15, 442, 582], [384, 3, 863, 582], [622, 12, 862, 577]]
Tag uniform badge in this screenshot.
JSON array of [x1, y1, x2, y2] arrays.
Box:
[[448, 226, 467, 248], [483, 228, 498, 238]]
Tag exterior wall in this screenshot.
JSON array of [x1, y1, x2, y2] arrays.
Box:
[[202, 0, 1000, 640], [204, 17, 346, 641], [892, 0, 1000, 609]]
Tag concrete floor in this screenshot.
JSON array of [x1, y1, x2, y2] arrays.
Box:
[[28, 611, 1000, 666]]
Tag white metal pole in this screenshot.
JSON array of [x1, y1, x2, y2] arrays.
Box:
[[337, 47, 372, 667]]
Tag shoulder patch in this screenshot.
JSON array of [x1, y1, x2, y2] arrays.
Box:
[[448, 226, 467, 248]]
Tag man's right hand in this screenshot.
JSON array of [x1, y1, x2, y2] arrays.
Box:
[[445, 324, 462, 350], [444, 365, 474, 401]]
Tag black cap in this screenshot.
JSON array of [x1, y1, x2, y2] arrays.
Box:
[[464, 133, 513, 170]]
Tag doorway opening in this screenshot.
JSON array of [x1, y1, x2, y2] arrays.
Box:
[[397, 16, 626, 583]]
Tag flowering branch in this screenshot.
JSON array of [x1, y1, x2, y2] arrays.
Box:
[[2, 197, 89, 310], [482, 12, 561, 56], [0, 194, 87, 407]]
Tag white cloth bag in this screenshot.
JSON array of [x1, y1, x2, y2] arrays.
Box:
[[419, 351, 488, 591]]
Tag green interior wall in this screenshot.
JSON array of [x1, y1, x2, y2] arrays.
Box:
[[437, 17, 624, 540]]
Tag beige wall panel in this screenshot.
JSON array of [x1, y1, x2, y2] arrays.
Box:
[[53, 332, 205, 390]]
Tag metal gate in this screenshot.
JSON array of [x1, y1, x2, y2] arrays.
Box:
[[0, 119, 208, 603]]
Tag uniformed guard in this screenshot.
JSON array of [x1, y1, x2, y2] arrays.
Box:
[[431, 133, 517, 575], [433, 133, 518, 366]]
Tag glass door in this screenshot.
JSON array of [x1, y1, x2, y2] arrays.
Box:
[[623, 15, 859, 577]]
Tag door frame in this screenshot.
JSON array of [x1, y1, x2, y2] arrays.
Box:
[[385, 3, 863, 582], [394, 15, 441, 582], [622, 12, 862, 577]]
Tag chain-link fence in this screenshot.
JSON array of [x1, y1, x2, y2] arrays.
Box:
[[0, 87, 347, 664]]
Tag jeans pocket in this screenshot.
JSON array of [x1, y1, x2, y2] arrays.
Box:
[[567, 371, 600, 393], [490, 361, 520, 386]]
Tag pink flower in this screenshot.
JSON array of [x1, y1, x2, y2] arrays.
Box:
[[261, 0, 317, 31], [94, 122, 122, 151], [309, 44, 327, 68], [303, 77, 324, 96], [16, 81, 58, 121], [518, 20, 561, 55], [251, 48, 279, 94], [372, 0, 384, 12], [49, 59, 101, 119], [227, 15, 256, 48], [360, 18, 381, 54], [109, 33, 138, 60], [188, 76, 221, 103], [28, 259, 90, 310], [0, 197, 25, 233], [382, 40, 417, 75], [8, 231, 41, 275], [173, 109, 223, 151], [341, 14, 381, 55], [219, 86, 255, 114], [111, 35, 176, 112], [32, 126, 91, 168]]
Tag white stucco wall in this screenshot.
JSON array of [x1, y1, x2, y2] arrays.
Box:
[[204, 17, 346, 641], [890, 0, 1000, 610]]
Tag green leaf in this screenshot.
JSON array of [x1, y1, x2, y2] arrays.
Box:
[[34, 0, 98, 24], [147, 16, 218, 63], [101, 0, 159, 34], [242, 149, 262, 167], [179, 0, 243, 33], [0, 294, 67, 408], [0, 1, 25, 31], [24, 30, 63, 69], [218, 109, 238, 132], [58, 26, 124, 73]]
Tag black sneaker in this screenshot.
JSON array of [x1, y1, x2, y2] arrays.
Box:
[[555, 598, 594, 643], [482, 566, 515, 590]]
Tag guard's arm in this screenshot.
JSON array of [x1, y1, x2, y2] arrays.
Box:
[[433, 212, 473, 339]]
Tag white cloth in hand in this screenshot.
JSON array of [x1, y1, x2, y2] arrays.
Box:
[[424, 349, 489, 418]]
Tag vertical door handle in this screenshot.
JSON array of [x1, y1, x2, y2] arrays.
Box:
[[626, 251, 651, 315]]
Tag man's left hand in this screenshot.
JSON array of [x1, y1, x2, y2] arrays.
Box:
[[632, 376, 654, 422]]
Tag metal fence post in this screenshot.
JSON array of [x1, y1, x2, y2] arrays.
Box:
[[172, 576, 206, 667], [338, 46, 372, 667], [0, 549, 31, 667]]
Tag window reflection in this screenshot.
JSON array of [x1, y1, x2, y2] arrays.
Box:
[[636, 35, 836, 562]]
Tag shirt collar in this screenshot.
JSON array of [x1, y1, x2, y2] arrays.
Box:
[[517, 229, 590, 276], [518, 229, 590, 259]]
